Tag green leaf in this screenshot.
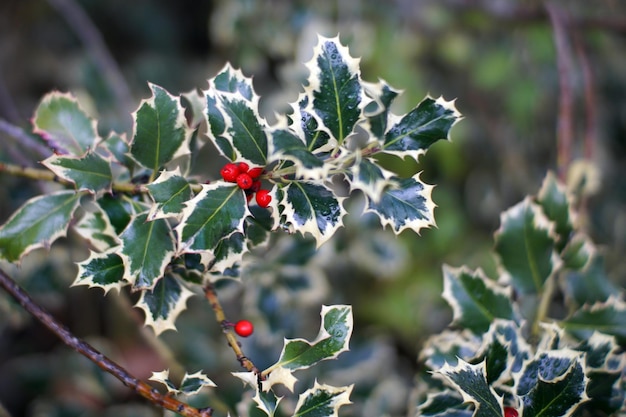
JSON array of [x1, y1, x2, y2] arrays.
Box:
[[442, 266, 516, 334], [135, 274, 193, 335], [73, 250, 125, 294], [146, 168, 192, 221], [347, 156, 394, 203], [268, 127, 325, 178], [204, 65, 268, 165], [381, 96, 461, 160], [365, 173, 436, 235], [536, 171, 574, 251], [232, 371, 282, 416], [130, 83, 190, 172], [562, 297, 626, 344], [209, 232, 247, 273], [305, 35, 364, 145], [362, 80, 400, 139], [483, 320, 531, 376], [177, 183, 249, 254], [560, 233, 595, 271], [0, 190, 82, 262], [289, 93, 333, 153], [293, 382, 353, 417], [494, 197, 561, 294], [562, 255, 618, 307], [420, 330, 481, 371], [97, 194, 134, 234], [74, 205, 119, 251], [32, 91, 99, 155], [516, 352, 588, 417], [279, 181, 346, 248], [179, 370, 217, 395], [265, 305, 352, 379], [418, 391, 470, 417], [98, 132, 134, 170], [42, 151, 112, 192], [436, 359, 503, 417], [119, 212, 176, 290]]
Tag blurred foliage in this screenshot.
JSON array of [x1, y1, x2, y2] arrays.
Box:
[[1, 0, 625, 416]]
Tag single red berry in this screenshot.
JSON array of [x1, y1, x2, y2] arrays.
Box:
[[250, 180, 262, 193], [248, 167, 264, 179], [503, 407, 518, 417], [234, 320, 254, 337], [236, 173, 253, 189], [256, 189, 272, 208], [220, 163, 239, 182], [237, 162, 250, 173]]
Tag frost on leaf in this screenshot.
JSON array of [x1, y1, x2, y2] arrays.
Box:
[[293, 381, 353, 417], [365, 173, 436, 235], [33, 91, 100, 156], [0, 190, 82, 263], [494, 197, 561, 295], [135, 274, 194, 335], [130, 83, 191, 173], [264, 305, 352, 391]]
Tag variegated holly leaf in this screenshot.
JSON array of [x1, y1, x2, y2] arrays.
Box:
[[42, 151, 112, 192], [365, 173, 436, 235], [119, 212, 176, 290], [135, 274, 194, 335], [232, 371, 282, 416], [417, 391, 470, 417], [436, 359, 504, 417], [380, 96, 461, 160], [150, 369, 216, 396], [560, 233, 595, 271], [494, 197, 562, 294], [420, 330, 481, 371], [347, 156, 394, 203], [362, 80, 400, 139], [442, 266, 516, 335], [562, 297, 626, 343], [515, 351, 588, 417], [73, 250, 125, 294], [0, 190, 82, 262], [263, 305, 352, 390], [146, 168, 192, 221], [203, 65, 268, 165], [32, 91, 99, 155], [288, 93, 333, 154], [536, 171, 575, 251], [130, 83, 191, 173], [98, 132, 134, 169], [74, 205, 119, 252], [293, 382, 353, 417], [304, 35, 365, 146], [483, 320, 532, 377], [177, 183, 249, 254], [278, 181, 346, 248], [268, 127, 326, 179], [562, 255, 618, 308], [208, 232, 247, 273], [245, 205, 274, 248], [96, 194, 135, 235]]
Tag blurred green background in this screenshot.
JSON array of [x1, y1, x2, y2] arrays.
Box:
[[1, 0, 625, 416]]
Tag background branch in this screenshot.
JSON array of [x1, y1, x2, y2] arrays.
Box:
[[0, 267, 213, 417]]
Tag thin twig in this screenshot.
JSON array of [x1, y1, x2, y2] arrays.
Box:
[[0, 119, 52, 160], [546, 3, 575, 181], [46, 0, 134, 124], [204, 283, 261, 377], [0, 267, 213, 417], [573, 32, 597, 161]]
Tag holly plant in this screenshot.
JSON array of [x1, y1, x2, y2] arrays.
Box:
[[414, 172, 626, 417], [0, 35, 460, 416]]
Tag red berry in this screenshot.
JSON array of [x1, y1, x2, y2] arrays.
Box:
[[250, 180, 262, 193], [234, 320, 254, 337], [256, 189, 272, 208], [237, 162, 249, 173], [220, 163, 239, 182], [248, 167, 264, 179], [504, 407, 518, 417], [236, 173, 253, 189]]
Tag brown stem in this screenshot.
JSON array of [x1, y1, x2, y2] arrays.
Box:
[[0, 267, 212, 417], [546, 3, 575, 182], [203, 283, 261, 377]]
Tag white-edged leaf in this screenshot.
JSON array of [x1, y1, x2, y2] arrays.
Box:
[[179, 370, 217, 395], [74, 204, 119, 252], [347, 155, 395, 203], [0, 190, 82, 263], [268, 127, 327, 179], [32, 91, 100, 155], [365, 173, 436, 235], [73, 250, 126, 294], [293, 381, 353, 417], [42, 151, 112, 192], [149, 370, 179, 394], [135, 274, 194, 335], [120, 212, 176, 290], [146, 168, 192, 221]]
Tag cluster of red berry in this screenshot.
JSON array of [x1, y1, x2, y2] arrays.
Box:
[[220, 162, 271, 208]]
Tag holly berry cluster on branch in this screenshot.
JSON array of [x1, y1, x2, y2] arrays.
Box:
[[219, 162, 271, 208]]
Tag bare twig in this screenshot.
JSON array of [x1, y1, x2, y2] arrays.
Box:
[[573, 32, 597, 161], [46, 0, 134, 124], [204, 283, 261, 377], [546, 3, 575, 181], [0, 267, 213, 417], [0, 119, 52, 161]]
